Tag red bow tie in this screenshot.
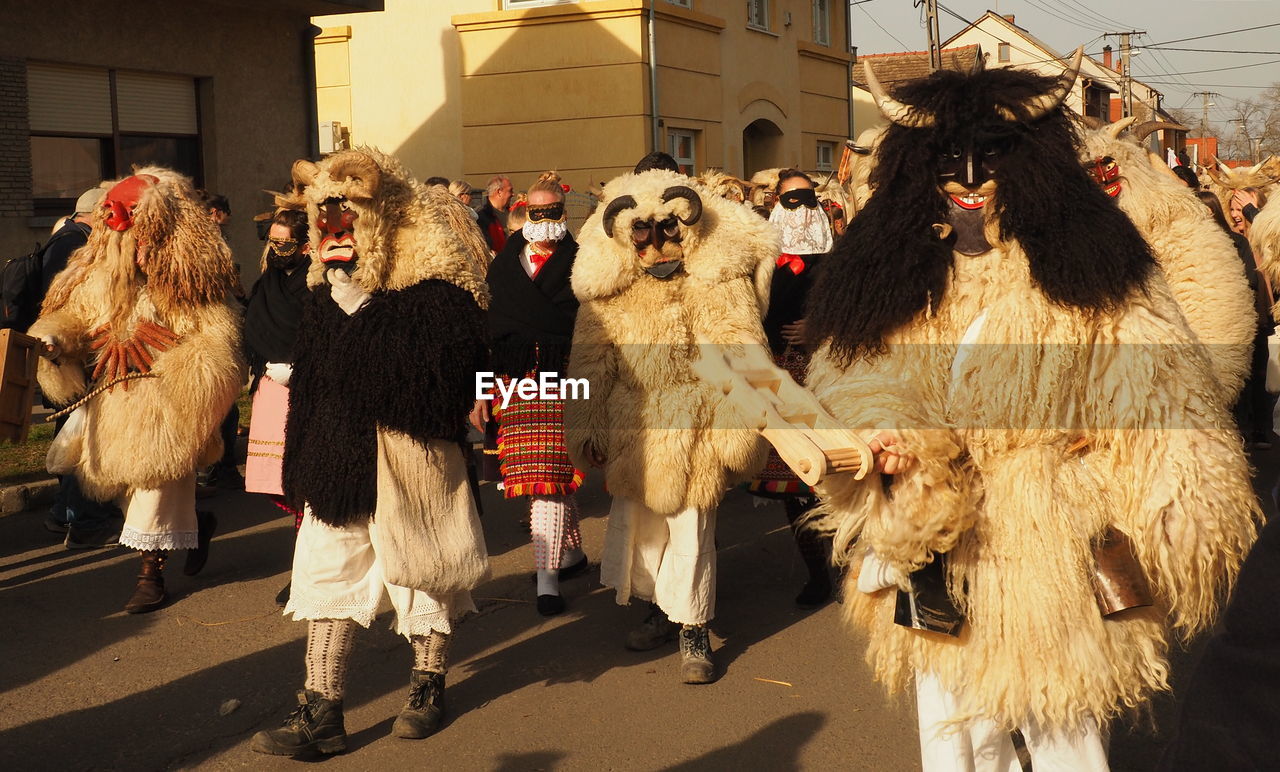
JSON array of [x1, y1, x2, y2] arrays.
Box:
[[777, 253, 806, 275], [528, 249, 552, 276]]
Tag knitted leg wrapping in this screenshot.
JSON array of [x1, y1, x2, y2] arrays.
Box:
[[784, 496, 829, 568], [304, 618, 356, 701], [411, 631, 451, 674], [530, 496, 570, 572]]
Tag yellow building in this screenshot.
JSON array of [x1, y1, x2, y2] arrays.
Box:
[[315, 0, 853, 195]]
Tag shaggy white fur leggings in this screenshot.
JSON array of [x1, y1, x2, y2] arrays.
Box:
[[530, 495, 582, 572], [914, 670, 1109, 772]]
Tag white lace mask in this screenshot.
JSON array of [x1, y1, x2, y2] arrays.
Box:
[[769, 204, 833, 255]]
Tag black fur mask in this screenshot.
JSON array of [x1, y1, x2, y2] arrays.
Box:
[[807, 66, 1155, 365]]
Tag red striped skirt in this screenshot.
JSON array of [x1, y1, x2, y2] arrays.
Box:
[[492, 378, 583, 499]]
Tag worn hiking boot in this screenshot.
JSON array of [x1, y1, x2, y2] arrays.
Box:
[[679, 624, 716, 684], [183, 511, 218, 576], [392, 670, 446, 739], [124, 551, 166, 614], [625, 603, 678, 651], [252, 689, 347, 756]]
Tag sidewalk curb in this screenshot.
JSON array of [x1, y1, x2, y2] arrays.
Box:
[[0, 478, 57, 516]]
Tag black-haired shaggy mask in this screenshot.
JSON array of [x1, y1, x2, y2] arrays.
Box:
[[808, 51, 1156, 366]]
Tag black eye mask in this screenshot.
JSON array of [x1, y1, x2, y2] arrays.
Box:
[[526, 202, 566, 223], [778, 188, 819, 210]]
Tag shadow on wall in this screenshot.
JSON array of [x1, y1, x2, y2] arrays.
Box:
[[390, 16, 644, 218]]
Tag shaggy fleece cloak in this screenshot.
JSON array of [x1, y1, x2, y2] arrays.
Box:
[[1079, 124, 1256, 403], [808, 238, 1259, 731], [283, 147, 491, 595], [565, 170, 777, 516], [31, 167, 244, 502]]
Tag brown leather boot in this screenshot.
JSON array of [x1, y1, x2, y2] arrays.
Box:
[[125, 551, 167, 614]]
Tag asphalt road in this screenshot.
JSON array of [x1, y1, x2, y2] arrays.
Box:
[[1, 446, 1274, 771]]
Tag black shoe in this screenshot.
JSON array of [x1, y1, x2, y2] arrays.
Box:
[[252, 690, 347, 756], [275, 582, 291, 607], [795, 574, 833, 609], [183, 511, 217, 576], [392, 670, 445, 740], [559, 555, 590, 580], [64, 523, 121, 550], [207, 464, 245, 491], [44, 515, 69, 534], [536, 594, 565, 616]]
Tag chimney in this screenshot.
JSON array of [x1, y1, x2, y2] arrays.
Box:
[[1003, 14, 1015, 24], [1103, 45, 1113, 70]]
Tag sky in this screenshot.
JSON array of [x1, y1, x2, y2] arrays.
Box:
[[846, 0, 1280, 136]]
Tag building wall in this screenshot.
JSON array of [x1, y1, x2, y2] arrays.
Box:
[[0, 0, 349, 281], [315, 0, 488, 183]]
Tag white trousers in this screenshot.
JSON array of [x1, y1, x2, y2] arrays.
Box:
[[118, 473, 197, 551], [915, 670, 1110, 772], [600, 496, 716, 625], [285, 512, 475, 638]]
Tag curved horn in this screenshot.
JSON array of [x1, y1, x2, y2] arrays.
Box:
[[326, 153, 381, 200], [1105, 116, 1138, 140], [291, 159, 319, 188], [661, 185, 703, 226], [968, 52, 986, 76], [1021, 46, 1084, 121], [1132, 121, 1187, 142], [1248, 159, 1266, 174], [864, 61, 936, 128], [1217, 158, 1232, 173], [602, 194, 637, 239]]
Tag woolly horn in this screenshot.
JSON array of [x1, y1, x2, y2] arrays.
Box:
[[1021, 46, 1083, 120], [1105, 116, 1138, 140], [327, 154, 381, 200], [1132, 120, 1186, 142], [864, 61, 935, 128], [602, 194, 637, 238], [291, 159, 319, 188], [661, 185, 703, 226]]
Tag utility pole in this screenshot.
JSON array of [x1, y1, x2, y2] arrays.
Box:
[[1194, 91, 1217, 138], [916, 0, 942, 71], [1104, 31, 1146, 119]]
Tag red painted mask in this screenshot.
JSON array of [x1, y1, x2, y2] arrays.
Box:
[[1090, 157, 1122, 198], [316, 198, 358, 267], [103, 175, 158, 232]]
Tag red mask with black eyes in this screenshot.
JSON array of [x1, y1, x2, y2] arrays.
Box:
[[316, 198, 358, 269], [1090, 157, 1122, 198], [103, 175, 158, 232]]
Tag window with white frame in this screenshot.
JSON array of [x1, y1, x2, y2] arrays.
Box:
[[668, 129, 697, 175], [816, 141, 836, 171], [998, 42, 1011, 62], [812, 0, 830, 46], [747, 0, 769, 30]]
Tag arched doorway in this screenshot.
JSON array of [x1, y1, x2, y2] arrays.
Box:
[[742, 118, 784, 178]]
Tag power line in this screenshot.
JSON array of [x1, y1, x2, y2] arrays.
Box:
[[1144, 21, 1280, 48], [1022, 0, 1107, 34], [855, 1, 910, 51], [1146, 47, 1280, 55], [1135, 58, 1280, 78], [1060, 0, 1131, 30]]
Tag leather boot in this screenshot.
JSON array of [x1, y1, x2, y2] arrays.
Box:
[[183, 510, 218, 576], [124, 551, 166, 614], [679, 624, 716, 684], [251, 689, 347, 756], [391, 669, 446, 739]]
